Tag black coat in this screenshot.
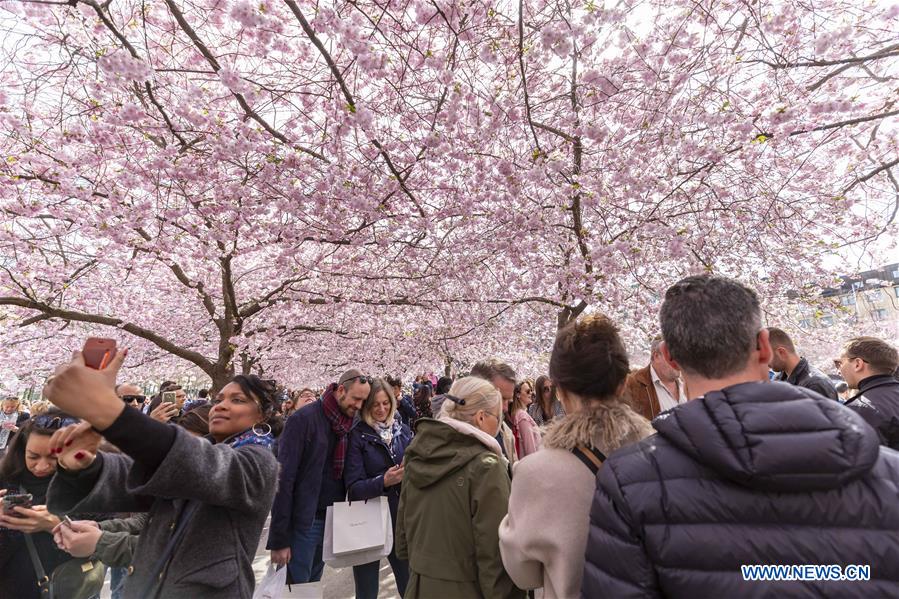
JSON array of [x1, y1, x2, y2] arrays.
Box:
[[845, 374, 899, 449], [582, 381, 899, 597], [344, 418, 413, 524], [774, 357, 838, 400], [1, 475, 71, 599]]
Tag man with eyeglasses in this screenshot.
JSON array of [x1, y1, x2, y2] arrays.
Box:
[[836, 337, 899, 449], [268, 369, 371, 584]]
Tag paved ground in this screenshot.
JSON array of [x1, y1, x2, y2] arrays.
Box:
[[100, 517, 400, 599], [251, 518, 401, 599]]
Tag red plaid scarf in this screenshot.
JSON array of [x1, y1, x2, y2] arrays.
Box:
[[322, 383, 354, 479]]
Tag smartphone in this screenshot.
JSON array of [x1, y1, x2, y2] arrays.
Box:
[[2, 493, 33, 515], [161, 391, 177, 404], [82, 337, 117, 370], [63, 515, 75, 528]]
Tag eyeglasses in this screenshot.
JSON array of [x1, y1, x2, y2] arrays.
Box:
[[340, 375, 373, 386], [121, 395, 146, 403], [833, 356, 864, 369], [481, 410, 500, 422], [33, 415, 79, 429]]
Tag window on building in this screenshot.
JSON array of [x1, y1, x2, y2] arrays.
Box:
[[841, 294, 856, 306], [821, 316, 834, 327], [894, 286, 899, 298], [872, 309, 888, 321]]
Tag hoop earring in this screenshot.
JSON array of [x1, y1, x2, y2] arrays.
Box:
[[252, 422, 272, 437]]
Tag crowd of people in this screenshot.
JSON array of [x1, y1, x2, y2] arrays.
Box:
[[1, 274, 899, 598]]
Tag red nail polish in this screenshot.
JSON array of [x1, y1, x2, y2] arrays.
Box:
[[74, 452, 85, 460]]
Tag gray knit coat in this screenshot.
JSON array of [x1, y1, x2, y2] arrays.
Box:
[[48, 428, 278, 598]]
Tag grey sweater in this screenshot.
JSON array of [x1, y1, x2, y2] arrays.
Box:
[[48, 425, 278, 599]]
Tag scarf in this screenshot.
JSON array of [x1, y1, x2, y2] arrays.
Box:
[[223, 427, 275, 450], [375, 416, 403, 446], [323, 383, 354, 479]]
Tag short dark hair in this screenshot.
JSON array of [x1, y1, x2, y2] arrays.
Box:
[[177, 404, 211, 436], [766, 327, 796, 353], [470, 359, 517, 384], [549, 314, 629, 401], [435, 376, 453, 395], [385, 376, 402, 389], [843, 337, 899, 375], [198, 389, 209, 399], [661, 275, 761, 378]]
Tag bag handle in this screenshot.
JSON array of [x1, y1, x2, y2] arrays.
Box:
[[571, 444, 606, 475], [24, 533, 50, 594], [139, 500, 201, 598], [19, 485, 49, 593]]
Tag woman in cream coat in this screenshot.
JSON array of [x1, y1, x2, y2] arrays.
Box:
[[499, 315, 654, 598]]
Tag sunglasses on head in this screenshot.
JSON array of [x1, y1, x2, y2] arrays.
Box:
[[341, 375, 373, 386], [33, 415, 80, 430]]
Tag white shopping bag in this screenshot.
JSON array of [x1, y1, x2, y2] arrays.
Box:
[[282, 581, 322, 599], [331, 498, 385, 555], [323, 496, 393, 567], [253, 564, 287, 599]]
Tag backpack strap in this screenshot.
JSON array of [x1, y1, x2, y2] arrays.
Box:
[[571, 444, 606, 475]]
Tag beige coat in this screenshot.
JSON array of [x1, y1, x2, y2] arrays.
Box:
[[498, 400, 653, 599]]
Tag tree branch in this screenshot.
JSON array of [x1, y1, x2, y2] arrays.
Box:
[[0, 297, 213, 373]]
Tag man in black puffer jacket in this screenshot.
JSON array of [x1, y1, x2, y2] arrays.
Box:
[[838, 336, 899, 449], [582, 275, 899, 598]]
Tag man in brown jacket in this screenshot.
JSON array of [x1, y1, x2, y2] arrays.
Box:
[[625, 338, 688, 420]]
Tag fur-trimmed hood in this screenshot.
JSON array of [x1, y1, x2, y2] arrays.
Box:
[[541, 399, 654, 454]]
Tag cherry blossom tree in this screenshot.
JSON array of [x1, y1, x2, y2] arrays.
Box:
[[0, 0, 896, 389]]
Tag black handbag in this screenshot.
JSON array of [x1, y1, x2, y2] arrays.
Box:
[[23, 533, 106, 599]]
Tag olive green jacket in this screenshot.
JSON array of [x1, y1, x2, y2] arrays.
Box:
[[396, 418, 524, 599], [93, 513, 150, 568]]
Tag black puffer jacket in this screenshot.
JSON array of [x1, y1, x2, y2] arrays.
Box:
[[582, 381, 899, 598], [845, 374, 899, 450], [774, 357, 838, 400]]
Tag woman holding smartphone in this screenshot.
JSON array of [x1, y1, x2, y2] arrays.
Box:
[[0, 412, 79, 599], [344, 378, 413, 598], [42, 350, 279, 599]]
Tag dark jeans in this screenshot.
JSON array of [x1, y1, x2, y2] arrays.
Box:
[[352, 548, 409, 599], [287, 518, 325, 584]]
